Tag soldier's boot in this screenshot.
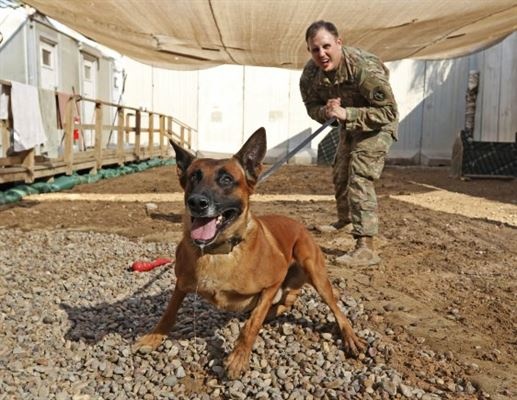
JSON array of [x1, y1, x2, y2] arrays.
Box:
[[314, 218, 352, 233], [335, 236, 380, 267]]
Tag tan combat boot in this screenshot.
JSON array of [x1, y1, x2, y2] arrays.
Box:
[[335, 236, 380, 267], [314, 219, 352, 233]]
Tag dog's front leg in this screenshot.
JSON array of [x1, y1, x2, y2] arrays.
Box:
[[225, 284, 281, 379], [133, 287, 186, 352]]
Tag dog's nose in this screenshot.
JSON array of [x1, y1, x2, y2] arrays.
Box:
[[187, 194, 210, 213]]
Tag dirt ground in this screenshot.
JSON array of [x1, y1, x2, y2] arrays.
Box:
[[1, 163, 516, 398]]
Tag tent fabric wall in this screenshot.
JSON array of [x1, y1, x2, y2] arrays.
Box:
[[23, 0, 517, 70]]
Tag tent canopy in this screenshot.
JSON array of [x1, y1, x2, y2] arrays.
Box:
[[23, 0, 517, 70]]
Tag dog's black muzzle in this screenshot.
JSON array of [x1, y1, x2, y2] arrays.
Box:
[[187, 193, 211, 216]]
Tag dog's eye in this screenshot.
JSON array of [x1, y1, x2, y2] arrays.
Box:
[[190, 169, 202, 183], [219, 174, 234, 186]]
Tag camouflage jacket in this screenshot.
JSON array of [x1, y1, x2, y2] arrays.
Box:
[[299, 46, 399, 138]]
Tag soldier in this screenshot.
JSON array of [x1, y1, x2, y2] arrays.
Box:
[[300, 20, 399, 267]]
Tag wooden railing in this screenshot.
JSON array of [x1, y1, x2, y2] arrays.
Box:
[[0, 80, 196, 184]]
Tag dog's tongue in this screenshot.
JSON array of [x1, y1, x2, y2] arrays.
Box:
[[191, 217, 217, 241]]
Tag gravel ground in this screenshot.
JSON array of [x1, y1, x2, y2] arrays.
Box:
[[0, 228, 482, 399]]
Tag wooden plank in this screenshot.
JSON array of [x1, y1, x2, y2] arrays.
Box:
[[125, 113, 132, 144], [73, 150, 96, 162], [117, 107, 125, 165], [148, 112, 154, 154], [180, 126, 185, 146], [1, 120, 10, 157], [186, 128, 192, 149], [81, 124, 118, 131], [0, 154, 24, 166], [0, 168, 28, 184], [64, 97, 75, 175], [159, 115, 166, 157], [167, 116, 173, 140], [135, 110, 141, 159], [21, 148, 35, 183], [94, 102, 104, 172]]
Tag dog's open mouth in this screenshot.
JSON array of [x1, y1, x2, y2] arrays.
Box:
[[190, 208, 240, 245]]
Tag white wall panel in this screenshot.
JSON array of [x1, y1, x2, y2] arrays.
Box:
[[387, 59, 425, 161], [498, 33, 517, 142], [197, 65, 244, 155], [480, 44, 503, 142], [421, 58, 469, 163], [151, 67, 198, 131], [242, 66, 291, 151]]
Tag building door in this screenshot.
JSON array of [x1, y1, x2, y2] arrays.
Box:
[[39, 39, 58, 90], [81, 53, 98, 148]]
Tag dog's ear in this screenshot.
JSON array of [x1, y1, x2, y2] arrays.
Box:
[[234, 127, 267, 186], [170, 140, 195, 187]]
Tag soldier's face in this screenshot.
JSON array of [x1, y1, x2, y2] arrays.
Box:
[[307, 28, 342, 72]]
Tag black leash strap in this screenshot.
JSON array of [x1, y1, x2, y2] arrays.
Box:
[[258, 118, 336, 183]]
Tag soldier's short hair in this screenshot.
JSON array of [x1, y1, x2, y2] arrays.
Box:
[[305, 20, 339, 42]]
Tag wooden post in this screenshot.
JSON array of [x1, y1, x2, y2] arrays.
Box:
[[1, 120, 10, 157], [94, 102, 103, 172], [125, 113, 132, 144], [148, 112, 154, 156], [180, 126, 185, 146], [159, 114, 166, 157], [135, 110, 141, 159], [117, 107, 125, 165], [21, 148, 35, 183], [64, 97, 75, 175], [167, 116, 172, 139], [187, 128, 192, 149]]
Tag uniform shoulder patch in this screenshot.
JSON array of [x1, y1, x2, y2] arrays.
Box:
[[359, 75, 394, 106]]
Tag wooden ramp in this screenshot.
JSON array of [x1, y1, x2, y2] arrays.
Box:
[[0, 80, 195, 185]]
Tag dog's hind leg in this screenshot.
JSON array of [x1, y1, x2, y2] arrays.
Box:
[[266, 265, 306, 319], [133, 288, 186, 352], [294, 236, 366, 357]]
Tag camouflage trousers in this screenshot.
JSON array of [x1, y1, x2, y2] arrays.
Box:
[[332, 129, 393, 237]]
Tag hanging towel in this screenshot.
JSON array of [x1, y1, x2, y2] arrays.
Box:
[[0, 84, 9, 120], [38, 88, 60, 158], [11, 81, 47, 151]]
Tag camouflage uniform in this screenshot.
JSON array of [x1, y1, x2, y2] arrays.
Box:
[[300, 46, 398, 238]]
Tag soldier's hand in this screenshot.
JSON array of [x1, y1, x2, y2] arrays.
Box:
[[326, 98, 341, 108], [325, 103, 347, 121]]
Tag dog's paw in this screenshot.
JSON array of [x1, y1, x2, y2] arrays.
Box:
[[132, 333, 166, 354], [224, 347, 251, 379], [342, 332, 367, 357]]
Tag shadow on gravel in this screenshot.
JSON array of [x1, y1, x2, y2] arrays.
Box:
[[60, 291, 235, 342], [60, 284, 346, 362]]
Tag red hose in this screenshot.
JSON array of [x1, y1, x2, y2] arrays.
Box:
[[131, 257, 174, 272]]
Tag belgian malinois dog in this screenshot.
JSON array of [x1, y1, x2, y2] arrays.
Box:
[[134, 127, 365, 378]]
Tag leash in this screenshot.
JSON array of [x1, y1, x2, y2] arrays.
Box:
[[258, 118, 336, 183]]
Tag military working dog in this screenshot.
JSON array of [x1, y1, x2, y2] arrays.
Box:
[[134, 127, 365, 378]]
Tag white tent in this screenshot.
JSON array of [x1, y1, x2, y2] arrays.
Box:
[[23, 0, 517, 69]]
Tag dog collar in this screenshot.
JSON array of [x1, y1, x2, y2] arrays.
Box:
[[201, 236, 243, 255]]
